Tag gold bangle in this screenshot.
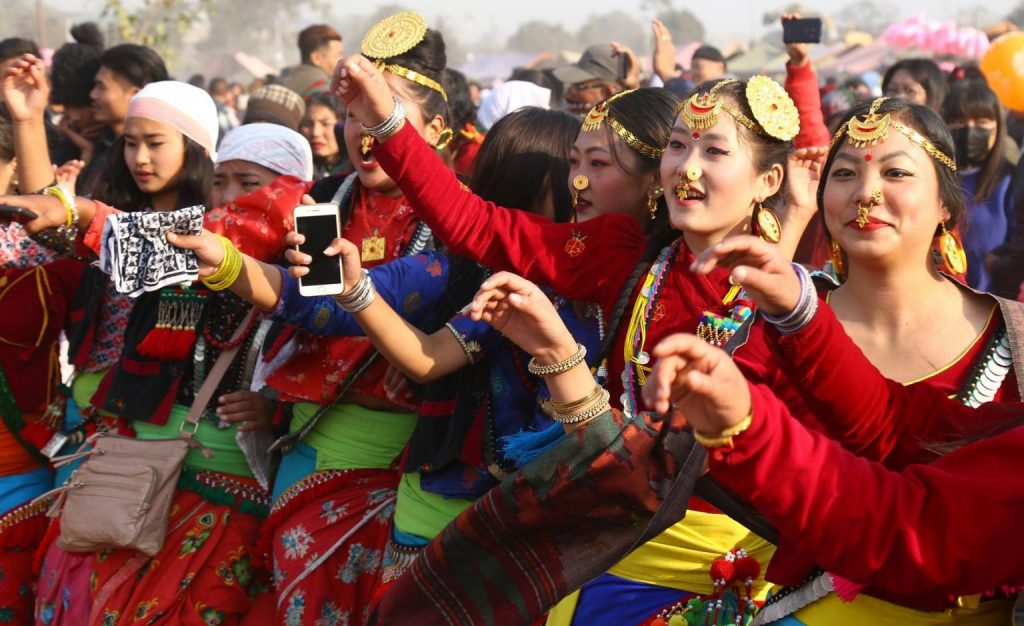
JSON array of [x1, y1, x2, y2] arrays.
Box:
[[693, 412, 753, 449], [548, 392, 611, 425], [201, 236, 243, 291], [42, 185, 77, 228], [527, 343, 587, 376], [545, 383, 605, 413]]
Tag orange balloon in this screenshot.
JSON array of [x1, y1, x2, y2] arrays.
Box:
[[980, 32, 1024, 112]]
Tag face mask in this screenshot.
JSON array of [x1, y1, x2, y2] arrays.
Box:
[[952, 126, 993, 167]]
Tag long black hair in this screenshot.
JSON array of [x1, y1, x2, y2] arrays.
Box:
[[93, 135, 213, 212], [470, 107, 579, 223]]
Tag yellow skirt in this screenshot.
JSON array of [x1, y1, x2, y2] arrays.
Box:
[[792, 591, 1012, 626]]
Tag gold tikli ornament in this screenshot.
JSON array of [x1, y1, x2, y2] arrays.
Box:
[[677, 76, 799, 141], [581, 90, 664, 159], [830, 97, 957, 171], [361, 11, 448, 101], [572, 175, 589, 208]]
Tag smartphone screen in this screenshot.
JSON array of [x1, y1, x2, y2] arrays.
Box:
[[296, 214, 342, 287], [782, 18, 822, 44]]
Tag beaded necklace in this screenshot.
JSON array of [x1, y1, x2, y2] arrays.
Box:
[[621, 242, 679, 418]]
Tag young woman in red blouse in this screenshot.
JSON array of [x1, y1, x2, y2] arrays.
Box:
[[334, 52, 826, 625]]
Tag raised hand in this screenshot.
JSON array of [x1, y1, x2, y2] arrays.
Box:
[[641, 333, 751, 434], [610, 42, 641, 89], [781, 13, 811, 67], [1, 55, 49, 123], [54, 160, 85, 194], [284, 234, 363, 292], [651, 19, 678, 81], [466, 271, 576, 362], [785, 146, 827, 223], [690, 235, 802, 316], [332, 55, 399, 131]]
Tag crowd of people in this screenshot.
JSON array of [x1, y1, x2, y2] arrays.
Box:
[[0, 8, 1023, 626]]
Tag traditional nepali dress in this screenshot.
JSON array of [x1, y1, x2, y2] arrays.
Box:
[[0, 228, 83, 624], [253, 175, 429, 626]]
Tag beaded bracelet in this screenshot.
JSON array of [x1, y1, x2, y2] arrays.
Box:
[[527, 343, 587, 376], [360, 98, 406, 140], [693, 412, 753, 448], [760, 263, 818, 334], [548, 390, 611, 425], [337, 270, 376, 313]]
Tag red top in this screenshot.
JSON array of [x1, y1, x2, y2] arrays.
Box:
[[374, 123, 749, 407], [265, 183, 422, 405], [711, 380, 1024, 598], [733, 301, 1018, 610], [785, 60, 830, 150]]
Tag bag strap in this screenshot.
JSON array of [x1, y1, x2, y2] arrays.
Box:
[[183, 308, 259, 433]]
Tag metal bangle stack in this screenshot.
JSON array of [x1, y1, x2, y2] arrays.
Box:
[[760, 262, 818, 334], [360, 97, 406, 140], [337, 270, 376, 313]]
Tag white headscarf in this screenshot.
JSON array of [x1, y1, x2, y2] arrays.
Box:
[[477, 81, 551, 130], [216, 123, 314, 181], [127, 81, 220, 160]]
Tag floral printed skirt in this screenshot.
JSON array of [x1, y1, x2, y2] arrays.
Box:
[[263, 469, 397, 626], [88, 475, 268, 626]]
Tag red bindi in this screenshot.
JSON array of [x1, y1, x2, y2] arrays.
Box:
[[864, 154, 873, 161], [692, 131, 701, 139]]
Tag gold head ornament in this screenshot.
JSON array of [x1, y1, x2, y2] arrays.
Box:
[[361, 11, 448, 101], [581, 90, 664, 159], [830, 97, 956, 171], [678, 76, 799, 141]]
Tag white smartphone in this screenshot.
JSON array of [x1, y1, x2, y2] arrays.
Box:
[[293, 203, 344, 297]]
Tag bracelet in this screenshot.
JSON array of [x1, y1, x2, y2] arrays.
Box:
[[360, 98, 406, 140], [527, 343, 587, 376], [42, 185, 78, 228], [337, 270, 376, 313], [543, 383, 605, 414], [547, 390, 611, 425], [693, 412, 753, 448], [760, 263, 818, 334], [201, 236, 243, 291]]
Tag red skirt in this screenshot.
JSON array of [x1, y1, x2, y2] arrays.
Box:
[[89, 476, 268, 626], [262, 469, 397, 626]]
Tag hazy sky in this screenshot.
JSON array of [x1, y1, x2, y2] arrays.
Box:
[[326, 0, 1018, 45], [71, 0, 1020, 47]]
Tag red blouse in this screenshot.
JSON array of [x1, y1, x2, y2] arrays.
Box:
[[711, 380, 1024, 598], [265, 183, 423, 405], [374, 123, 745, 406]]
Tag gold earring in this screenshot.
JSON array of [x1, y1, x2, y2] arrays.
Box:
[[829, 238, 846, 276], [647, 186, 663, 220], [572, 175, 589, 208], [938, 222, 967, 275], [755, 202, 782, 243], [434, 128, 454, 151]]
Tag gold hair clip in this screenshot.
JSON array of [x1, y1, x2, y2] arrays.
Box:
[[361, 11, 428, 58], [831, 97, 956, 171], [361, 11, 447, 101], [677, 77, 797, 141], [581, 90, 664, 159]]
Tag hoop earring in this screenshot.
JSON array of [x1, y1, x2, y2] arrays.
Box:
[[434, 128, 455, 151], [938, 222, 967, 275], [647, 186, 663, 220], [829, 238, 846, 276], [755, 202, 782, 243]]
